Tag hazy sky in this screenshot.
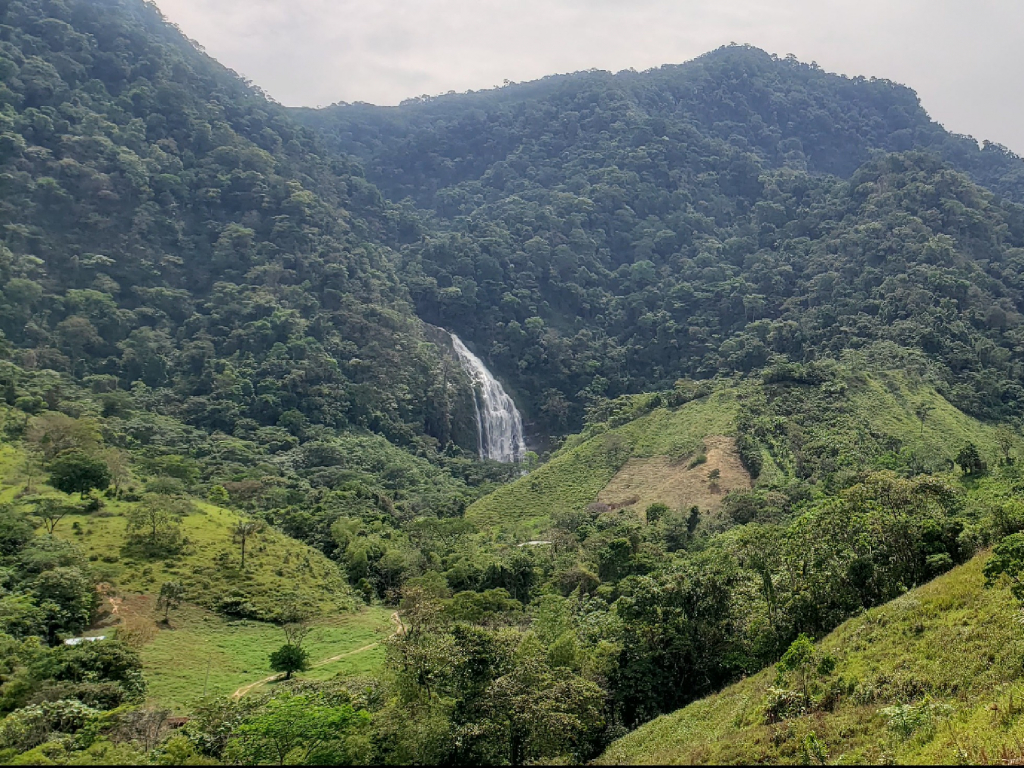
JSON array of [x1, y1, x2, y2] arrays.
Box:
[[153, 0, 1024, 154]]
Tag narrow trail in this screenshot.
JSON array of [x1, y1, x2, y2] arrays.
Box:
[[231, 612, 403, 700]]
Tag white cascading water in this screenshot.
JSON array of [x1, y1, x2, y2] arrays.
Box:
[[450, 333, 527, 463]]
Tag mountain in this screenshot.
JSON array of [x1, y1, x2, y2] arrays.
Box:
[[5, 3, 1024, 764], [298, 47, 1024, 437], [298, 45, 1024, 206], [0, 0, 483, 455]]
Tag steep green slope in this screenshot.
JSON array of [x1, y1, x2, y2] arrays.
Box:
[[596, 552, 1024, 765], [0, 0, 478, 453], [56, 500, 356, 619], [468, 359, 1016, 532], [467, 388, 738, 529]]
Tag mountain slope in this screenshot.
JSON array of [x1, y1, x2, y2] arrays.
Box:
[[596, 551, 1024, 765], [297, 45, 1024, 206], [0, 0, 480, 453], [298, 48, 1024, 437], [468, 356, 1017, 531]]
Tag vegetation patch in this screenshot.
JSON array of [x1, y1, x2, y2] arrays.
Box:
[[597, 553, 1024, 765]]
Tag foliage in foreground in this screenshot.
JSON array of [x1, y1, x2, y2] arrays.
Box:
[[597, 553, 1024, 765]]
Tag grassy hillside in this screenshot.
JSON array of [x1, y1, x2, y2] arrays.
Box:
[[597, 551, 1024, 765], [52, 499, 358, 620], [466, 389, 739, 530], [0, 432, 358, 623], [468, 363, 1019, 535], [742, 363, 1017, 485]]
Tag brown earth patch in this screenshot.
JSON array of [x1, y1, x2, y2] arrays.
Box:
[[596, 435, 752, 521], [91, 590, 160, 647]]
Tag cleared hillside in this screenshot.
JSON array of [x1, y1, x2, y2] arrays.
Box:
[[468, 362, 1018, 533], [597, 552, 1024, 765], [466, 388, 739, 529]]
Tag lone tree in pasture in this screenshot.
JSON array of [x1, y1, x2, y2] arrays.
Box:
[[33, 497, 76, 535], [48, 450, 111, 497], [233, 518, 263, 570], [156, 580, 186, 624], [126, 495, 190, 555], [269, 643, 309, 680]]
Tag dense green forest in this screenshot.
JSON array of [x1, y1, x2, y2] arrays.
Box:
[[0, 0, 490, 455], [300, 49, 1024, 435], [3, 0, 1024, 764]]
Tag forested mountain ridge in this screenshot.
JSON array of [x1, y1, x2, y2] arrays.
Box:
[[299, 47, 1024, 437], [298, 45, 1024, 206], [0, 0, 482, 455]]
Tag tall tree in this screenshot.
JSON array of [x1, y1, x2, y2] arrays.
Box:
[[233, 519, 263, 570]]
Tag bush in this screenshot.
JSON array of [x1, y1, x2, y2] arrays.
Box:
[[14, 395, 45, 414], [736, 433, 763, 478], [0, 699, 100, 752], [644, 503, 669, 524]]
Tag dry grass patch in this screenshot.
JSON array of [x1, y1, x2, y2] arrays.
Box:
[[596, 436, 751, 520]]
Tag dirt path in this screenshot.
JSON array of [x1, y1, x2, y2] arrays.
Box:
[[231, 612, 403, 700]]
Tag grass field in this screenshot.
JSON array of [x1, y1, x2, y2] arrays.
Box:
[[597, 552, 1024, 765], [117, 600, 393, 713]]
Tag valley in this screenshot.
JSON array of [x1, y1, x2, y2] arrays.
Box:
[[0, 0, 1023, 764]]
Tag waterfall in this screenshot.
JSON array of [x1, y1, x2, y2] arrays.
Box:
[[450, 333, 527, 463]]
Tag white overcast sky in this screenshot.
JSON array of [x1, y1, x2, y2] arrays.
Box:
[[152, 0, 1024, 154]]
